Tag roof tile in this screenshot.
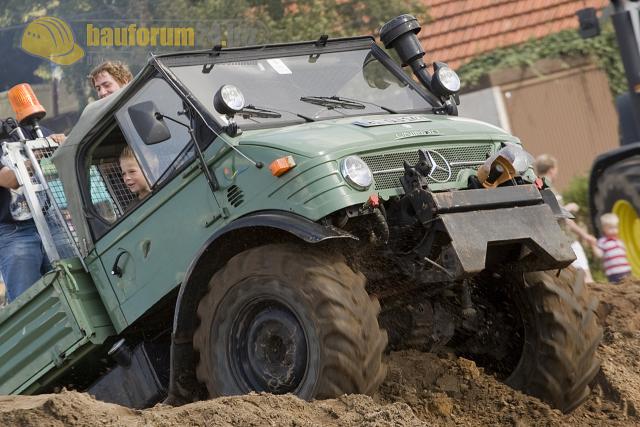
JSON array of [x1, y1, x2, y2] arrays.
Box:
[[419, 0, 610, 66]]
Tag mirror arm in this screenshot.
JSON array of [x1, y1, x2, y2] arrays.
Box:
[[155, 113, 188, 128], [155, 113, 220, 192], [157, 112, 263, 170]]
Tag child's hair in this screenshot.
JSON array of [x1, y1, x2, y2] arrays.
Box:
[[534, 154, 557, 176], [600, 213, 619, 228], [119, 146, 136, 162]]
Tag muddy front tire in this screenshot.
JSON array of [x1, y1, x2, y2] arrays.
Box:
[[506, 268, 602, 413], [193, 243, 387, 399]]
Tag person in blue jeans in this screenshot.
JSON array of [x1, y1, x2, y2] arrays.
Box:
[[0, 164, 51, 302]]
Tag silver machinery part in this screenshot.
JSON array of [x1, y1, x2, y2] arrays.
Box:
[[1, 137, 84, 268]]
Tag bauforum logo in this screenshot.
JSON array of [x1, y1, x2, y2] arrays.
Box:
[[86, 23, 195, 48], [21, 16, 196, 66], [21, 17, 85, 65]]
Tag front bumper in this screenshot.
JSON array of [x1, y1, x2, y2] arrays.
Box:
[[441, 203, 575, 274], [414, 185, 576, 277]]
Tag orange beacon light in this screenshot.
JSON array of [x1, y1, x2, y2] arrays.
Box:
[[8, 83, 47, 137]]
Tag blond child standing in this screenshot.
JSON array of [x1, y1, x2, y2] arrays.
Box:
[[591, 213, 632, 283]]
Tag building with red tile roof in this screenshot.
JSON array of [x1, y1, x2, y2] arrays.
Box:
[[421, 0, 610, 69]]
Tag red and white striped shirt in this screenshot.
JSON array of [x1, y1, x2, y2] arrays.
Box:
[[597, 237, 632, 277]]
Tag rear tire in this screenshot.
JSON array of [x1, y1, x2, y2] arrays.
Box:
[[593, 157, 640, 275], [193, 243, 387, 399], [506, 268, 602, 413]]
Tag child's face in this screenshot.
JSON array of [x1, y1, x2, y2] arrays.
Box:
[[602, 223, 619, 238], [120, 158, 150, 198]]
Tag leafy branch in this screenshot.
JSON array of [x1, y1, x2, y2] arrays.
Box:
[[457, 23, 626, 97]]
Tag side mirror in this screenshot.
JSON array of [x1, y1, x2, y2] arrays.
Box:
[[128, 101, 172, 145]]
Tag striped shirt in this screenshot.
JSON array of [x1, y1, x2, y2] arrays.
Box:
[[597, 237, 632, 277]]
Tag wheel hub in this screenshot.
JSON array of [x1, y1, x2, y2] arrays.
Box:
[[231, 300, 308, 394]]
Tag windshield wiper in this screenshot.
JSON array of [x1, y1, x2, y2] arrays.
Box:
[[240, 105, 282, 119], [300, 96, 366, 110], [239, 105, 314, 122], [300, 95, 397, 113]]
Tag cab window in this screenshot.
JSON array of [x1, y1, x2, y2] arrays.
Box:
[[85, 123, 151, 237], [116, 77, 195, 187]]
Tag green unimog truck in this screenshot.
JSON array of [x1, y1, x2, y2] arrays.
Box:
[[0, 15, 601, 413]]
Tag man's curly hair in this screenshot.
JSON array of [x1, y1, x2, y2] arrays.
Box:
[[89, 61, 133, 87]]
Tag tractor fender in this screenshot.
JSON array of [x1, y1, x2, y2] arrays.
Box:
[[165, 210, 357, 404], [589, 143, 640, 232]]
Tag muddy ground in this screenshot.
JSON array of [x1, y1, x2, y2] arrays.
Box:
[[1, 280, 639, 426]]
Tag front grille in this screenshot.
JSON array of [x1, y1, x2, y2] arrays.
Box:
[[362, 144, 495, 190]]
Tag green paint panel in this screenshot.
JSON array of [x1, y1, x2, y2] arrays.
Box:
[[0, 259, 114, 394], [92, 172, 221, 327], [238, 114, 509, 157]]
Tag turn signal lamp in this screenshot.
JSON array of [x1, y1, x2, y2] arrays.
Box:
[[8, 83, 46, 124], [270, 155, 296, 177]]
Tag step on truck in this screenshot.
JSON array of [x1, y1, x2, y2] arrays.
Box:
[[0, 15, 602, 413]]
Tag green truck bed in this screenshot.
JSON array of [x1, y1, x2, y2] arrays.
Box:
[[0, 258, 114, 394]]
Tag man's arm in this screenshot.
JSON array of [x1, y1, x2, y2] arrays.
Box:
[[0, 165, 19, 190]]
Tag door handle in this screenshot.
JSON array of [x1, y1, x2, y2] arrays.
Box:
[[111, 250, 127, 277]]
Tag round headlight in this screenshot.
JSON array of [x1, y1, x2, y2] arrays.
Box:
[[435, 66, 461, 93], [341, 156, 373, 191], [214, 84, 245, 116]]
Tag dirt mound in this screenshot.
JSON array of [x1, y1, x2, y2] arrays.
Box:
[[2, 280, 640, 426], [0, 390, 422, 427]]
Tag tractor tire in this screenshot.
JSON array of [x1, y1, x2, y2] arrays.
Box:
[[593, 157, 640, 275], [193, 243, 388, 399], [506, 267, 602, 413]]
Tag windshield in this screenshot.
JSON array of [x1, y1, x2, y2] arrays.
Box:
[[169, 48, 430, 129]]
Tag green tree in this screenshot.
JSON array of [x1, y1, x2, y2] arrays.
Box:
[[457, 23, 625, 98], [193, 0, 428, 43]]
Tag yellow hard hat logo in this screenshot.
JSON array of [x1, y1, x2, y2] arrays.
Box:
[[21, 17, 84, 65]]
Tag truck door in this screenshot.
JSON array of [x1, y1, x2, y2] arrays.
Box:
[[84, 77, 222, 326]]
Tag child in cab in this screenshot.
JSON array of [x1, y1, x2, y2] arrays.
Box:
[[119, 146, 151, 203]]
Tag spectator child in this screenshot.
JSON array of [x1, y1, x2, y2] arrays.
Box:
[[591, 213, 632, 283], [119, 146, 151, 201]]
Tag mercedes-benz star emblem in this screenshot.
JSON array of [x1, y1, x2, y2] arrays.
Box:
[[421, 149, 452, 183]]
